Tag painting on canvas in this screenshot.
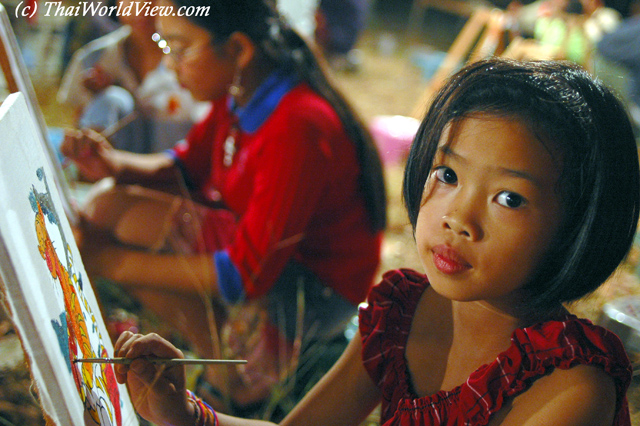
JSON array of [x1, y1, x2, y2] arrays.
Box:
[[0, 92, 139, 426]]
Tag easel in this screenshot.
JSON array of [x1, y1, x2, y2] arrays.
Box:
[[410, 7, 509, 119], [0, 4, 77, 225]]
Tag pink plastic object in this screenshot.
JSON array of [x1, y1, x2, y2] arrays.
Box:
[[369, 115, 420, 165]]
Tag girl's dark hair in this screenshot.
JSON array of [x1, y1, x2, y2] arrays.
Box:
[[404, 57, 640, 315], [171, 0, 386, 232]]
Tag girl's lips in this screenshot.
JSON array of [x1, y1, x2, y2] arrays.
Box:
[[432, 245, 471, 274]]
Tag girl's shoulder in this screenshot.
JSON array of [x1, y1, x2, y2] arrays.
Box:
[[359, 269, 430, 391], [507, 362, 621, 425], [359, 268, 429, 326], [359, 270, 433, 352], [473, 316, 634, 424]]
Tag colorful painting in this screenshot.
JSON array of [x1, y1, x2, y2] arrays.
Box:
[[32, 169, 122, 426], [0, 93, 138, 425]]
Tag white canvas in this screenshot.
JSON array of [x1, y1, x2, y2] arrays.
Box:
[[0, 3, 77, 225], [0, 92, 139, 426]]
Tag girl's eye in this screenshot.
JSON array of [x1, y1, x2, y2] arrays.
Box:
[[496, 191, 526, 209], [434, 167, 457, 184]]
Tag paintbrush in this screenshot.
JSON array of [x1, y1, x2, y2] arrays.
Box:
[[101, 111, 139, 139], [74, 357, 247, 366], [61, 111, 139, 171]]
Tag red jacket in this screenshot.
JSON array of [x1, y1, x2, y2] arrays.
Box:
[[172, 71, 381, 305]]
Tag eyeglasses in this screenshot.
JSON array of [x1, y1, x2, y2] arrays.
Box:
[[152, 32, 210, 62]]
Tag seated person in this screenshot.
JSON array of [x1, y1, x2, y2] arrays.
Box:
[[595, 9, 640, 133], [58, 0, 204, 153], [61, 0, 387, 416], [508, 0, 623, 65], [314, 0, 369, 71]]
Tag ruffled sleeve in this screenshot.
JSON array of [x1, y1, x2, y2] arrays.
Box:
[[359, 269, 429, 419], [516, 318, 631, 424], [455, 316, 633, 425]]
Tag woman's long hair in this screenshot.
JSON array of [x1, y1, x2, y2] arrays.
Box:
[[173, 0, 387, 232]]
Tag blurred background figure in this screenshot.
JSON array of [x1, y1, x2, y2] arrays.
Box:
[[60, 0, 386, 420], [59, 0, 121, 73], [507, 0, 627, 65], [595, 0, 640, 135], [278, 0, 319, 39], [57, 0, 204, 154], [315, 0, 371, 71]]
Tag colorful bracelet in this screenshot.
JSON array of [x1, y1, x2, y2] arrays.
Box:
[[186, 390, 219, 426], [191, 396, 201, 425]]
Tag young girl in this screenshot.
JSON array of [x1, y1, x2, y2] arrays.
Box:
[[113, 57, 638, 425]]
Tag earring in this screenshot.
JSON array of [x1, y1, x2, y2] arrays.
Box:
[[229, 69, 244, 99]]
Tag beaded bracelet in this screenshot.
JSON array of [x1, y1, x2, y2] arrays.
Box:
[[187, 390, 219, 426]]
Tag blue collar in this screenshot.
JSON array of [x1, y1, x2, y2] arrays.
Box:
[[229, 69, 298, 133]]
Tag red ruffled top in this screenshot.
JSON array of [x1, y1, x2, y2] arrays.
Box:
[[359, 269, 633, 426]]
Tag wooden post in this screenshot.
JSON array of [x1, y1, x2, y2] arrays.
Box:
[[411, 8, 491, 119]]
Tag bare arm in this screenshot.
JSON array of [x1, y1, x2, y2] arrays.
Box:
[[115, 331, 380, 426], [498, 364, 618, 426], [61, 129, 179, 185], [110, 150, 180, 185], [278, 331, 381, 426]]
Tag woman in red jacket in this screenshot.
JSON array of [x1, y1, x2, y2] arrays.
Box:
[[62, 0, 386, 414]]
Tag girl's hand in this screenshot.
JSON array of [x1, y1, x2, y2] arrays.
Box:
[[61, 129, 118, 182], [113, 331, 196, 426]]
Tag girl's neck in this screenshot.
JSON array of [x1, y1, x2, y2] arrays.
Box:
[[407, 294, 530, 394], [451, 300, 526, 352]]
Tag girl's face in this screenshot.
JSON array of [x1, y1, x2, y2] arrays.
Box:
[[156, 4, 235, 101], [415, 114, 564, 314]]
